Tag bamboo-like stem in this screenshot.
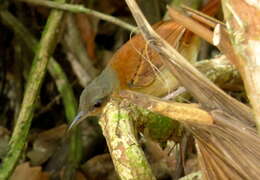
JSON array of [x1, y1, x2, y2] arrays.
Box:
[[0, 9, 82, 179], [221, 0, 260, 133], [0, 3, 69, 179], [181, 5, 225, 28], [99, 99, 156, 180], [0, 10, 77, 123], [48, 60, 82, 180], [167, 6, 213, 44], [167, 6, 242, 74], [17, 0, 138, 33], [163, 0, 202, 20]]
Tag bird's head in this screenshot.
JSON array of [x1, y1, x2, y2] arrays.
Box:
[[68, 67, 119, 130]]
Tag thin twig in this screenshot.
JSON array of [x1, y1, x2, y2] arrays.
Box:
[[167, 6, 213, 44], [181, 5, 225, 28], [163, 0, 201, 20], [17, 0, 138, 33]]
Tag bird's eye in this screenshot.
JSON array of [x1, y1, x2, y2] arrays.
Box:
[[93, 100, 102, 108]]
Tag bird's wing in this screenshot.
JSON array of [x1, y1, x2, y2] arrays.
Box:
[[128, 21, 185, 88]]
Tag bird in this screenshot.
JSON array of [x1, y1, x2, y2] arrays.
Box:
[[70, 21, 186, 128], [69, 0, 220, 129]]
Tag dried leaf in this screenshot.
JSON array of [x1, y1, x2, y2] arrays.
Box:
[[27, 124, 67, 165], [10, 162, 49, 180]]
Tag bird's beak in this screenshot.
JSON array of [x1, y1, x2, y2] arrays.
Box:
[[68, 111, 86, 131]]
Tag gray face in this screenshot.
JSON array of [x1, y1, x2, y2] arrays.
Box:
[[69, 66, 120, 130], [79, 66, 120, 113], [79, 80, 109, 114]]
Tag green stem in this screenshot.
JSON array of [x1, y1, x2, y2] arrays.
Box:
[[18, 0, 138, 33], [0, 9, 82, 179], [0, 3, 68, 179], [0, 10, 78, 123], [47, 60, 78, 123]]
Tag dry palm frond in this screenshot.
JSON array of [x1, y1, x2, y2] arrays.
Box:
[[188, 110, 260, 180], [124, 0, 260, 179], [120, 90, 260, 179]]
